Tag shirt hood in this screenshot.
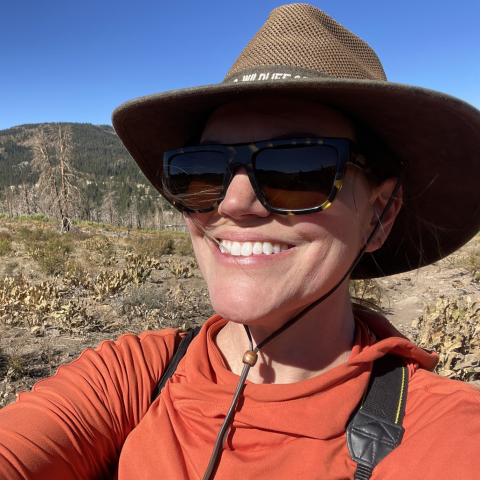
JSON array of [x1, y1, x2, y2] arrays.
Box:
[[163, 307, 438, 447]]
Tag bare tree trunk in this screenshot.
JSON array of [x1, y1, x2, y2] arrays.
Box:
[[3, 187, 14, 218], [55, 125, 71, 232], [101, 181, 118, 225], [21, 183, 31, 215], [32, 128, 64, 220], [32, 125, 82, 233]]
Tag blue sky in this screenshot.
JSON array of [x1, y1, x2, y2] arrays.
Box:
[[1, 0, 479, 130]]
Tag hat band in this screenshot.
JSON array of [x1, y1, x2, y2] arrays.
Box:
[[222, 65, 331, 85]]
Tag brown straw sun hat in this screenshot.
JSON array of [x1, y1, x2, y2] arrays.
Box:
[[112, 3, 480, 279]]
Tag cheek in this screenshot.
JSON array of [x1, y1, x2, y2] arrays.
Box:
[[298, 202, 367, 248], [184, 213, 214, 271], [337, 174, 374, 240]]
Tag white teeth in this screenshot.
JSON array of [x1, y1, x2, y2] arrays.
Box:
[[263, 242, 273, 255], [241, 242, 253, 256], [219, 240, 289, 256], [231, 242, 241, 256], [253, 242, 263, 255]]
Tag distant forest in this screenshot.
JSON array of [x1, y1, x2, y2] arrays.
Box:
[[0, 123, 185, 230]]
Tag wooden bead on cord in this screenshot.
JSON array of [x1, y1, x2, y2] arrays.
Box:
[[242, 350, 258, 367]]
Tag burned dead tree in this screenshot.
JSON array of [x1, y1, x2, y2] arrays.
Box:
[[31, 125, 82, 232], [100, 180, 119, 225]]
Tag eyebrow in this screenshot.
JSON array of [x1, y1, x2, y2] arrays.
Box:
[[199, 132, 319, 146]]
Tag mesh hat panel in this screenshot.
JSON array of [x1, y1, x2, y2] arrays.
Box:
[[226, 4, 387, 81]]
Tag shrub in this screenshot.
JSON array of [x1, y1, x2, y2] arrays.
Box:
[[66, 230, 91, 241], [456, 249, 480, 281], [63, 260, 89, 281], [27, 236, 73, 275], [6, 355, 25, 380], [36, 255, 65, 276], [124, 284, 162, 310], [16, 227, 55, 243], [30, 213, 49, 222], [0, 233, 12, 256], [46, 236, 72, 256], [176, 237, 194, 256], [131, 233, 174, 258], [4, 262, 19, 277], [85, 235, 113, 256]]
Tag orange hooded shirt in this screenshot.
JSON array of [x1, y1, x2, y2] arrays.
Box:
[[0, 308, 479, 479]]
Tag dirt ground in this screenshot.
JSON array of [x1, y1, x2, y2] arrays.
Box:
[[1, 218, 479, 407], [380, 254, 480, 328]]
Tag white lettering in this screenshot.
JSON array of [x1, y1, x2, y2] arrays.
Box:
[[235, 72, 305, 82], [242, 73, 257, 82]]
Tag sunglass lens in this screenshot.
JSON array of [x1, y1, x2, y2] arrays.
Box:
[[255, 146, 338, 210], [168, 151, 226, 210]]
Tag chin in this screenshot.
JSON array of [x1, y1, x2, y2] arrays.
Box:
[[209, 291, 260, 324], [208, 285, 297, 327]]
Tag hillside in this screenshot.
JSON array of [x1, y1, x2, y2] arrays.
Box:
[[0, 123, 175, 226]]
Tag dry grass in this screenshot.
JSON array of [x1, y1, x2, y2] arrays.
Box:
[[0, 232, 12, 256], [23, 231, 73, 275], [0, 224, 178, 334], [128, 232, 174, 258], [0, 219, 213, 408], [176, 237, 194, 256], [123, 282, 213, 331], [349, 278, 383, 311], [455, 249, 480, 282], [6, 355, 25, 380], [0, 349, 26, 408]]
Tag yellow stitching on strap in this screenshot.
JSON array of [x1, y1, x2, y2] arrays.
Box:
[[395, 366, 406, 424], [359, 383, 368, 410]]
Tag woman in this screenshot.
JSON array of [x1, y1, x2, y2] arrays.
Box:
[[1, 4, 480, 479]]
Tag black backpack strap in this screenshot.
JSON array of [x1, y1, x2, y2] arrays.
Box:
[[347, 354, 409, 480], [151, 326, 202, 403]]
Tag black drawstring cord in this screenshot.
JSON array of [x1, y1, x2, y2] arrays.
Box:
[[202, 165, 406, 480], [255, 163, 405, 353]]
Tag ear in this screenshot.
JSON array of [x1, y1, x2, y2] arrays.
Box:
[[364, 178, 403, 253]]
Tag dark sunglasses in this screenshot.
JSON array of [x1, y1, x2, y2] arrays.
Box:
[[163, 138, 368, 215]]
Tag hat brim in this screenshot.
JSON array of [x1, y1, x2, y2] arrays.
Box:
[[112, 77, 480, 279]]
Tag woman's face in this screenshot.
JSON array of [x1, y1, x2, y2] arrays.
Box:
[[186, 97, 379, 329]]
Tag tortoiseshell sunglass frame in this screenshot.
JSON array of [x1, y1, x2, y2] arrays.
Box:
[[163, 137, 368, 215]]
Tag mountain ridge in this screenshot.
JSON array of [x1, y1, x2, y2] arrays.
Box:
[[0, 122, 173, 225]]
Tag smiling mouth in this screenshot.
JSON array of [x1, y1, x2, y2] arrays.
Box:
[[218, 239, 291, 256]]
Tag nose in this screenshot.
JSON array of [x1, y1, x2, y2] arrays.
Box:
[[217, 167, 270, 219]]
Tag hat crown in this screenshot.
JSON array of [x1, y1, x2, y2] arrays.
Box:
[[226, 3, 387, 81]]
